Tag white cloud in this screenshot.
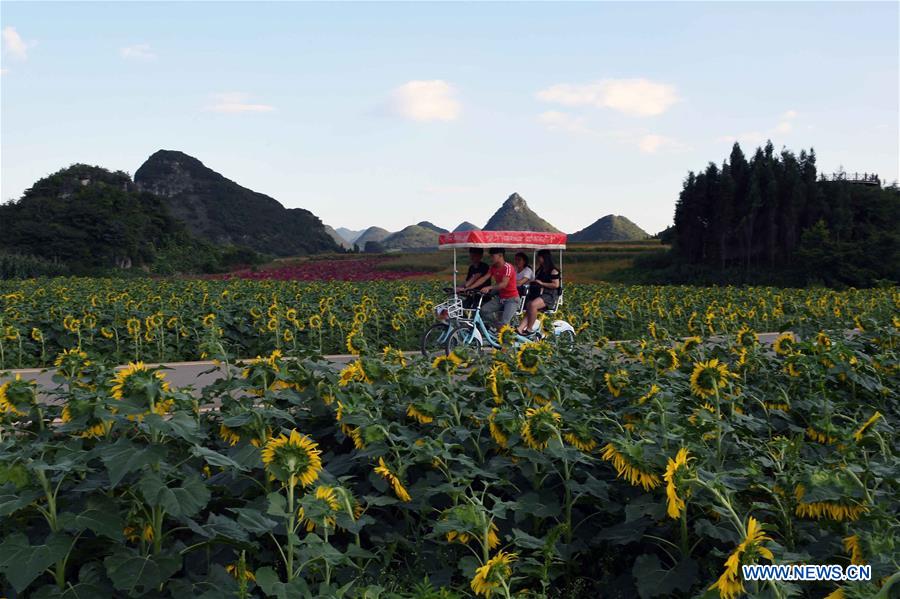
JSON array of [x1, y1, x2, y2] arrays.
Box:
[[204, 92, 275, 114], [536, 78, 678, 117], [390, 80, 460, 122], [537, 110, 589, 133], [719, 110, 799, 144], [3, 26, 34, 61], [637, 134, 678, 154], [120, 44, 156, 61]]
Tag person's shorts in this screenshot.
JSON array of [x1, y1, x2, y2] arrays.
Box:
[[538, 292, 557, 310]]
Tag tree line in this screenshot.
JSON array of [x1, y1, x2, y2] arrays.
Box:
[[670, 142, 899, 286]]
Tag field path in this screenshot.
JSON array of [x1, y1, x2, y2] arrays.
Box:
[[1, 332, 791, 402]]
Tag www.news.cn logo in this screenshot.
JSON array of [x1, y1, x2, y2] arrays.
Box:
[[742, 564, 872, 582]]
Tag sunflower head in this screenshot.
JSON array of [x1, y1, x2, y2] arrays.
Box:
[[338, 359, 371, 387], [54, 348, 92, 380], [604, 369, 630, 397], [516, 342, 546, 374], [440, 504, 501, 550], [600, 440, 661, 490], [521, 403, 562, 450], [61, 400, 113, 439], [680, 336, 703, 354], [260, 429, 323, 486], [652, 347, 680, 372], [470, 551, 517, 598], [563, 424, 598, 453], [374, 457, 411, 502], [689, 358, 733, 399], [733, 325, 758, 348], [488, 407, 518, 449], [663, 448, 692, 519], [110, 363, 172, 419], [432, 351, 464, 374], [381, 346, 408, 367], [486, 362, 511, 404], [346, 326, 367, 356], [773, 332, 797, 356], [0, 375, 36, 418], [297, 485, 343, 532], [497, 325, 518, 347]]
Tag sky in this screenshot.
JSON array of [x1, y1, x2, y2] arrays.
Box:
[[1, 1, 898, 236]]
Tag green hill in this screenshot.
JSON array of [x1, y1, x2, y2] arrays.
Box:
[[0, 164, 235, 273], [483, 193, 560, 232], [355, 226, 392, 250], [453, 221, 480, 232], [382, 225, 440, 251], [570, 215, 649, 242], [134, 150, 338, 256], [416, 221, 448, 234]]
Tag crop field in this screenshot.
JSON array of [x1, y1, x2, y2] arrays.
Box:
[[0, 306, 897, 597], [0, 278, 898, 598], [1, 277, 897, 369]]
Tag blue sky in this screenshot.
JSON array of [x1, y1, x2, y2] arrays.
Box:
[[2, 2, 897, 235]]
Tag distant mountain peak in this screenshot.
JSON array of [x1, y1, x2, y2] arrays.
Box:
[[416, 221, 449, 234], [483, 193, 560, 232], [134, 150, 338, 256], [569, 214, 649, 242], [453, 221, 480, 232]]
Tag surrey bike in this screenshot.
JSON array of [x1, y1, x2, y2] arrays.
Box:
[[419, 287, 473, 358], [432, 229, 576, 354]]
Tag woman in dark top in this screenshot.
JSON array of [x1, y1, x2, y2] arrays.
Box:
[[516, 249, 560, 335]]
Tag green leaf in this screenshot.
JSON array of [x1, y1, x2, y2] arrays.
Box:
[[266, 491, 288, 518], [72, 509, 124, 540], [0, 532, 73, 592], [100, 439, 166, 487], [632, 554, 698, 599], [103, 548, 182, 595], [229, 507, 278, 534], [191, 445, 248, 471], [138, 472, 209, 518], [0, 490, 42, 516], [254, 566, 312, 598]]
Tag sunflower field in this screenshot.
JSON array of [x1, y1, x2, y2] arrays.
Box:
[[1, 277, 898, 368], [0, 317, 898, 597]]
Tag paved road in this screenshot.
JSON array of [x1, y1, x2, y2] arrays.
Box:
[[2, 332, 791, 401]]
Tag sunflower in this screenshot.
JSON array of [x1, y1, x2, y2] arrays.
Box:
[[219, 424, 243, 446], [381, 346, 407, 366], [815, 331, 832, 351], [126, 318, 141, 338], [202, 313, 216, 327], [853, 411, 882, 442], [283, 328, 294, 343], [600, 442, 661, 490], [637, 384, 660, 405], [486, 362, 510, 404], [338, 360, 371, 387], [110, 362, 171, 408], [806, 426, 838, 445], [100, 327, 115, 340], [61, 403, 112, 439], [54, 348, 92, 380], [689, 359, 733, 399], [564, 427, 598, 452], [346, 327, 365, 355], [773, 332, 796, 356], [794, 484, 867, 521], [308, 314, 322, 329], [225, 563, 256, 583], [680, 336, 703, 353], [432, 352, 463, 373], [407, 402, 434, 424], [470, 551, 517, 598], [664, 448, 691, 519], [441, 505, 501, 550], [297, 485, 342, 532], [260, 429, 323, 486], [736, 325, 758, 347], [488, 408, 512, 449], [520, 403, 562, 450], [374, 457, 411, 502], [651, 348, 679, 372], [30, 327, 43, 342], [604, 369, 629, 397], [840, 535, 864, 566], [709, 517, 774, 599], [497, 325, 518, 346], [515, 342, 544, 374]]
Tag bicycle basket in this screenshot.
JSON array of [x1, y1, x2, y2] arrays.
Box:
[[434, 297, 464, 320]]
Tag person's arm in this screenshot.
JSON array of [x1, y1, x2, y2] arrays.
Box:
[[483, 264, 512, 293], [465, 271, 491, 291], [542, 269, 561, 289], [518, 268, 533, 285]]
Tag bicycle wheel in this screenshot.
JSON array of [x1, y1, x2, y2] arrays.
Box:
[[421, 322, 451, 358], [556, 329, 576, 346], [446, 324, 483, 355]]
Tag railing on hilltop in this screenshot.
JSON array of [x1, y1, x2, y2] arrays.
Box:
[[819, 172, 881, 186]]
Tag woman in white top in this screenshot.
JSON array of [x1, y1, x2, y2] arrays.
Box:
[[514, 252, 534, 294]]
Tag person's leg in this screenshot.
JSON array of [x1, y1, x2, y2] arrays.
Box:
[[526, 298, 546, 332], [480, 296, 500, 328], [499, 298, 517, 327], [517, 299, 532, 333]]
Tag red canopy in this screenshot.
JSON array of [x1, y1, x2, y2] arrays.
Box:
[[439, 230, 567, 250]]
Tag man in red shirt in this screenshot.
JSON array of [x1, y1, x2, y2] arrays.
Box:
[[462, 247, 519, 329]]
